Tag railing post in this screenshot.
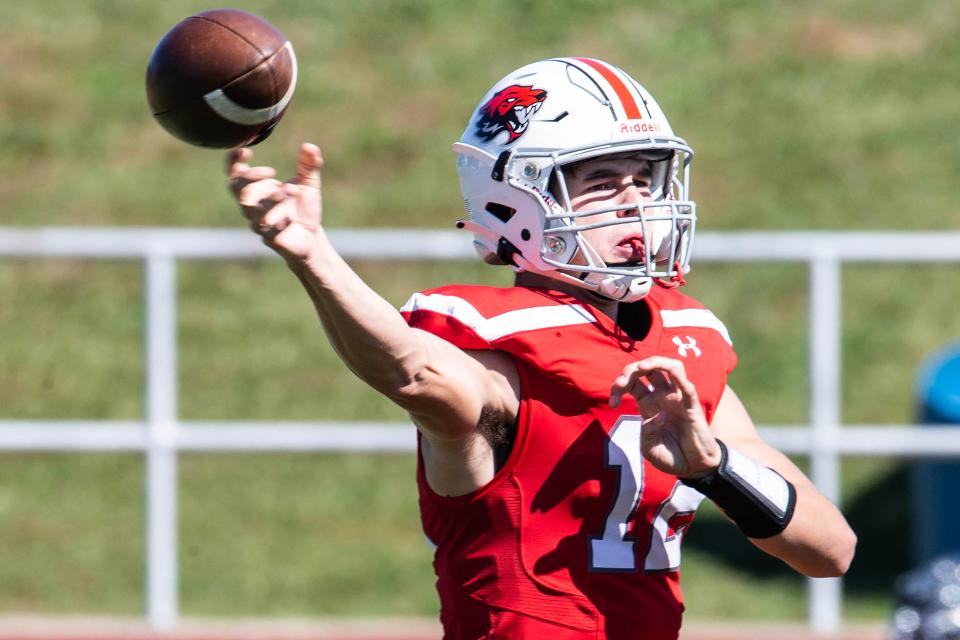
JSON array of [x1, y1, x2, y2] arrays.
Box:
[[145, 253, 179, 630], [808, 255, 843, 634]]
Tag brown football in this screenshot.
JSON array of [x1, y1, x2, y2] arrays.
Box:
[[145, 9, 296, 148]]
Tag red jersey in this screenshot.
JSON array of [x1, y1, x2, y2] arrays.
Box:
[[400, 284, 737, 640]]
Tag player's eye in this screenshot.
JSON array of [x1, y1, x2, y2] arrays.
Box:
[[587, 182, 615, 192]]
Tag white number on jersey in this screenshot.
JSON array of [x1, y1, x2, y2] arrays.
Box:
[[589, 415, 705, 572]]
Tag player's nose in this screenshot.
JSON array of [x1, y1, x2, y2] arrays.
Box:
[[617, 184, 652, 217]]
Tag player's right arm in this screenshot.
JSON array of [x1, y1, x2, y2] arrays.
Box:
[[226, 144, 519, 495]]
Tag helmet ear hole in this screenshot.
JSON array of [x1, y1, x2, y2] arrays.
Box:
[[485, 202, 516, 222]]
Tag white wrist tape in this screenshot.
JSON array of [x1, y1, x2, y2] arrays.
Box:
[[723, 444, 793, 520]]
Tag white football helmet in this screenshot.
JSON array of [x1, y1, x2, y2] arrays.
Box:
[[454, 57, 696, 302]]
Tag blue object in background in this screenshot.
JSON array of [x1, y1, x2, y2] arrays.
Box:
[[914, 343, 960, 563]]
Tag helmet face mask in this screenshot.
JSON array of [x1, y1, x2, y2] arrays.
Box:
[[454, 57, 697, 302]]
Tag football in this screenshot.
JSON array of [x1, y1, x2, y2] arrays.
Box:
[[145, 9, 297, 148]]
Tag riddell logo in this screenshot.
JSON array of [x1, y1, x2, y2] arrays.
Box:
[[619, 120, 662, 134]]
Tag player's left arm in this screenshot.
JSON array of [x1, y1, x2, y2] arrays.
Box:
[[610, 357, 856, 577], [709, 385, 857, 577]]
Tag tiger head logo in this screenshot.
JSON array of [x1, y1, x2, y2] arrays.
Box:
[[475, 84, 547, 144]]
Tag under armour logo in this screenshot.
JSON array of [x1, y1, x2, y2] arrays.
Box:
[[672, 336, 702, 358]]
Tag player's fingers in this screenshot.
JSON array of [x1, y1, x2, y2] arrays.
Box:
[[641, 358, 702, 412], [292, 143, 323, 189], [611, 356, 690, 408], [251, 218, 291, 243], [636, 355, 683, 371], [666, 366, 701, 409], [229, 166, 278, 198], [612, 363, 640, 389], [226, 147, 253, 178], [648, 370, 675, 395], [640, 357, 696, 397], [283, 183, 307, 215], [609, 364, 651, 408], [629, 356, 689, 386], [258, 206, 292, 238], [243, 166, 277, 182], [250, 198, 293, 238], [642, 410, 667, 429], [609, 366, 636, 408], [238, 178, 284, 208]]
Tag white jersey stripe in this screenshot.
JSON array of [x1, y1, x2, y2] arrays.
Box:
[[400, 293, 595, 342], [660, 309, 733, 345]]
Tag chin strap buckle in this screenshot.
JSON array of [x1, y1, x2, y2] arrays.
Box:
[[495, 237, 522, 266], [656, 260, 686, 289], [491, 150, 511, 182]]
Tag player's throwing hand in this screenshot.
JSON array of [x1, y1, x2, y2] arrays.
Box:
[[609, 356, 723, 478], [227, 143, 324, 264]]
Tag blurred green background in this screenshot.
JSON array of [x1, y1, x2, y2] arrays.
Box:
[[1, 0, 958, 623]]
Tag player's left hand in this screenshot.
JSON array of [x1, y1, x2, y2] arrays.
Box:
[[609, 356, 722, 478]]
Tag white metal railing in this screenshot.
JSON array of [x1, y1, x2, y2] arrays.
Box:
[[3, 227, 960, 634]]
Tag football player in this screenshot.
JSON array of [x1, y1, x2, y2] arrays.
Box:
[[227, 57, 856, 639]]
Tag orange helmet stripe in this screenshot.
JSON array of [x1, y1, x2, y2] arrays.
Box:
[[574, 57, 643, 120]]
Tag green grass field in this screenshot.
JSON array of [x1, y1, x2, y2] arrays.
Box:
[[1, 0, 959, 624]]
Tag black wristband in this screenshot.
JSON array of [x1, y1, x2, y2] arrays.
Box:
[[681, 440, 797, 539]]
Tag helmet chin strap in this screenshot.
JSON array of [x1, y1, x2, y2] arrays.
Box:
[[513, 253, 654, 303], [593, 273, 652, 302], [529, 242, 655, 303], [575, 238, 654, 302]]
